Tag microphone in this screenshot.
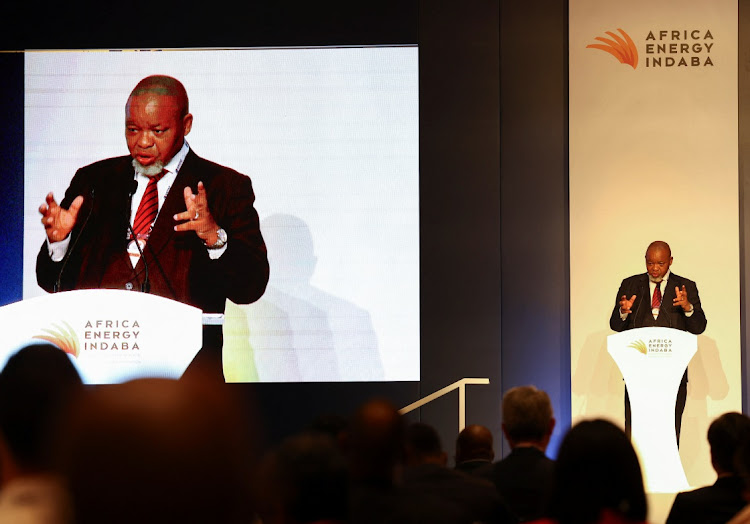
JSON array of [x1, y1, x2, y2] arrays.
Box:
[[126, 178, 151, 293], [127, 179, 138, 199], [632, 283, 644, 326], [54, 188, 95, 293]]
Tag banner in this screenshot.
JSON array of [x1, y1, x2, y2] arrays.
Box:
[[569, 0, 739, 489]]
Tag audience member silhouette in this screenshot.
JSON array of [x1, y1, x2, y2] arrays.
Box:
[[345, 398, 414, 523], [54, 377, 256, 524], [256, 432, 349, 524], [667, 412, 750, 524], [0, 342, 83, 523], [492, 385, 556, 522], [454, 424, 495, 480], [535, 419, 648, 524], [727, 437, 750, 524], [402, 422, 515, 524]]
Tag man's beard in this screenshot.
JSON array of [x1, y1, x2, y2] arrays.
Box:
[[132, 158, 165, 177]]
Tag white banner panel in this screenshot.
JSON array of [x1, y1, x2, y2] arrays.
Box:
[[570, 0, 739, 491]]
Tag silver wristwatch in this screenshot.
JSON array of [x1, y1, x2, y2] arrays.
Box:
[[207, 228, 227, 249]]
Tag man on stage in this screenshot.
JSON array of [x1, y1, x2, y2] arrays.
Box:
[[36, 75, 269, 380], [609, 240, 707, 443]]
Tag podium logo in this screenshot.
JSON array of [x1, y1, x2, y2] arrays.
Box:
[[586, 29, 638, 69], [627, 339, 648, 355], [33, 321, 80, 358], [648, 338, 673, 354]]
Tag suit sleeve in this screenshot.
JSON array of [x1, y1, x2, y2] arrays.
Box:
[[209, 172, 269, 305], [610, 279, 630, 332], [682, 279, 707, 335], [35, 168, 92, 292]]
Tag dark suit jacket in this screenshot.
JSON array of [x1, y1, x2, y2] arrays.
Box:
[[665, 475, 746, 524], [36, 150, 269, 314], [609, 272, 707, 335], [400, 463, 517, 523], [491, 447, 555, 522], [455, 459, 495, 482]]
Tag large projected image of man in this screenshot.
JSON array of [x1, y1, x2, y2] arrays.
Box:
[[609, 240, 707, 444], [36, 75, 269, 380]]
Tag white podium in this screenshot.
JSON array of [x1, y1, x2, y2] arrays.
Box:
[[0, 290, 207, 384], [607, 327, 696, 493]]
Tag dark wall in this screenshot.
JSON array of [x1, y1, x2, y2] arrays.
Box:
[[499, 0, 570, 456], [418, 0, 503, 457]]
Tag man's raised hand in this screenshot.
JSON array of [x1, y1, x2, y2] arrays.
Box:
[[673, 285, 693, 312], [619, 294, 637, 315], [173, 181, 219, 246], [39, 192, 84, 243]]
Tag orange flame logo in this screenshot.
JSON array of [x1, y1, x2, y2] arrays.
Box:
[[33, 322, 80, 358], [586, 29, 638, 69]]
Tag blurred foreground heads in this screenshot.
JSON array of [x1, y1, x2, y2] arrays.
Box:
[[256, 432, 349, 524], [534, 419, 647, 524], [0, 343, 83, 523], [668, 412, 750, 524], [56, 377, 257, 524]]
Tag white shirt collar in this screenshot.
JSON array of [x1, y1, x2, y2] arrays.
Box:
[[164, 140, 190, 175]]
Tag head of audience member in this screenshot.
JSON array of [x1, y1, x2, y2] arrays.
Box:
[[707, 412, 750, 477], [404, 422, 447, 467], [55, 377, 257, 524], [0, 342, 83, 484], [501, 385, 556, 451], [256, 432, 349, 524], [550, 419, 647, 524], [343, 398, 405, 484], [455, 424, 494, 465]]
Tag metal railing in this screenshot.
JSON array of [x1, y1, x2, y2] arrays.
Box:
[[399, 378, 490, 432]]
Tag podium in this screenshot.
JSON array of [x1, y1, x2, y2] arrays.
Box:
[[607, 327, 696, 493], [0, 290, 210, 384]]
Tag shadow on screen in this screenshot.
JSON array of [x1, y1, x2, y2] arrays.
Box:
[[224, 214, 383, 383]]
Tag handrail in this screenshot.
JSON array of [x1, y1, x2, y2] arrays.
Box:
[[399, 378, 490, 432]]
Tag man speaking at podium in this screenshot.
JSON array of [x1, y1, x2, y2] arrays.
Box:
[[609, 240, 707, 443], [36, 75, 269, 381]]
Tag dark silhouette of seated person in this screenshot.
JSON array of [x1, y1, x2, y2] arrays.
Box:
[[533, 419, 648, 524], [256, 432, 349, 524], [726, 438, 750, 524], [0, 343, 83, 523], [666, 412, 750, 524], [491, 385, 556, 522], [401, 422, 515, 524], [54, 376, 256, 524], [454, 424, 495, 480], [344, 398, 414, 524]]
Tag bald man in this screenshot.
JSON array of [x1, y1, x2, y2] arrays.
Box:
[[454, 424, 494, 478], [609, 240, 707, 443], [36, 75, 269, 380]]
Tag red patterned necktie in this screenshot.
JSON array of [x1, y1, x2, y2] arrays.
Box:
[[652, 282, 662, 309], [132, 171, 167, 239]]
